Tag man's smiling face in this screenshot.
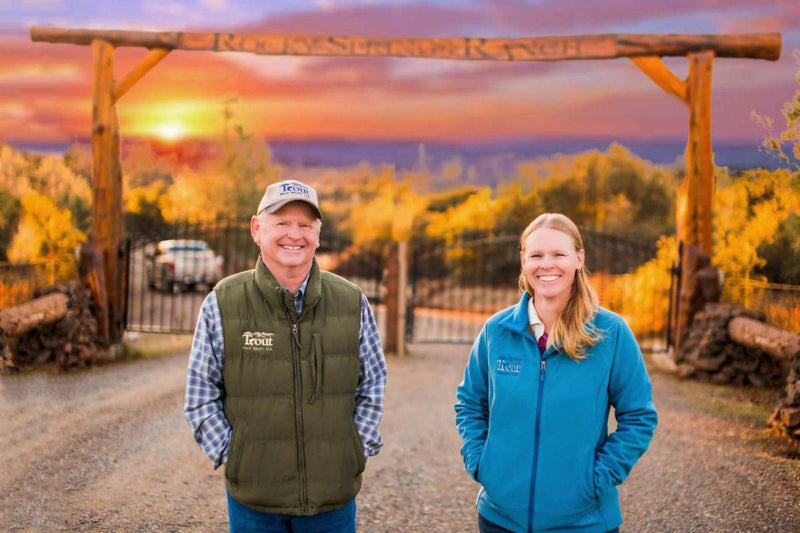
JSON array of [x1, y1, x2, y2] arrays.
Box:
[[251, 201, 321, 275]]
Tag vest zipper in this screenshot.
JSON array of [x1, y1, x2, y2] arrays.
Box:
[[290, 322, 309, 513], [527, 358, 546, 533]]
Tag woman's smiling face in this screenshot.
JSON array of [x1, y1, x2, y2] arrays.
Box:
[[520, 226, 584, 304]]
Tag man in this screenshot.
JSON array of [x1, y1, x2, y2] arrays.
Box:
[[184, 179, 387, 533]]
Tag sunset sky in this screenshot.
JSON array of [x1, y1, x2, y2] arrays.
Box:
[[1, 1, 799, 145]]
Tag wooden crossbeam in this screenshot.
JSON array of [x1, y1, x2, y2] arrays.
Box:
[[113, 48, 170, 103], [31, 28, 781, 61], [631, 56, 688, 103]]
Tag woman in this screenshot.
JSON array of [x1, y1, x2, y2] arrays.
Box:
[[455, 213, 658, 533]]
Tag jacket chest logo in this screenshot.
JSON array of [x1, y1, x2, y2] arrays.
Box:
[[496, 358, 521, 375], [242, 331, 274, 352]]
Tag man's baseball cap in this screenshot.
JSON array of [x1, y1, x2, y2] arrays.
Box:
[[257, 179, 322, 220]]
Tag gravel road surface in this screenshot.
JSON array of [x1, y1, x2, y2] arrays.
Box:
[[1, 343, 798, 532]]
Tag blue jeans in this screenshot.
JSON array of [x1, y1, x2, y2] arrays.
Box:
[[478, 513, 618, 533], [227, 492, 356, 533]]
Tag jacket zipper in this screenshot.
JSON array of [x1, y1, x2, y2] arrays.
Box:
[[290, 322, 308, 513], [527, 358, 547, 533]]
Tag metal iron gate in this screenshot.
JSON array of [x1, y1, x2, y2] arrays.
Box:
[[125, 219, 383, 334], [407, 229, 667, 345]]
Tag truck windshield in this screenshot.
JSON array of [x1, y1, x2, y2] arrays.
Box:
[[169, 246, 207, 252]]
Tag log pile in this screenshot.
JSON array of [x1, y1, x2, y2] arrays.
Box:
[[768, 355, 800, 439], [1, 280, 108, 373], [676, 303, 784, 387], [766, 336, 800, 440]]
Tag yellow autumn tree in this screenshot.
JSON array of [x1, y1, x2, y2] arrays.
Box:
[[151, 127, 282, 224], [602, 235, 676, 339], [713, 167, 800, 301], [343, 167, 428, 245], [425, 188, 503, 239], [8, 194, 87, 282]]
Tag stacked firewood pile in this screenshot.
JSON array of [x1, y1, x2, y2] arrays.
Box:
[[676, 303, 784, 387], [767, 334, 800, 439], [769, 354, 800, 439], [0, 280, 108, 372]]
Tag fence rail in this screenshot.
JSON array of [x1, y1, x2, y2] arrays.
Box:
[[125, 218, 384, 334], [0, 261, 73, 309], [724, 278, 800, 333], [407, 230, 667, 345]]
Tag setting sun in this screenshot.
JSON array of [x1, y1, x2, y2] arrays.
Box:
[[122, 100, 221, 140], [154, 122, 187, 142]]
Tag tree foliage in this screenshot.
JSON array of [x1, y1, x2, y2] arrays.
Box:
[[0, 189, 21, 261], [755, 49, 800, 170], [7, 194, 86, 281], [513, 144, 675, 243], [714, 168, 799, 282]]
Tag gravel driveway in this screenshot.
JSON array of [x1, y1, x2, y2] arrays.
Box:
[[1, 342, 798, 532]]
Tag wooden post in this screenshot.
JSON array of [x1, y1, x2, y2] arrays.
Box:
[[78, 242, 108, 341], [674, 50, 714, 352], [396, 240, 409, 357], [682, 51, 714, 255], [383, 243, 399, 354], [91, 39, 123, 342]]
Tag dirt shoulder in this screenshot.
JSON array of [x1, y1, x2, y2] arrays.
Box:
[[0, 344, 798, 532]]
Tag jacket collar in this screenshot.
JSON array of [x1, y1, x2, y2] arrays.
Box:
[[499, 291, 537, 342], [253, 257, 322, 319]]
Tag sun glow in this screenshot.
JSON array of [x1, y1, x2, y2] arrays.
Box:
[[123, 100, 222, 140], [154, 122, 187, 142]]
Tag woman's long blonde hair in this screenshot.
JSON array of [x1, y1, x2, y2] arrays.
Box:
[[518, 213, 600, 360]]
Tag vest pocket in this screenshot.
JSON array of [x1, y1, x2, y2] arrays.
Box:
[[309, 333, 324, 403], [226, 421, 247, 486], [351, 419, 366, 476]]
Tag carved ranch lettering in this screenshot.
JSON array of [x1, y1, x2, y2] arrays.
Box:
[[365, 39, 393, 56], [466, 38, 493, 59], [202, 35, 584, 61]]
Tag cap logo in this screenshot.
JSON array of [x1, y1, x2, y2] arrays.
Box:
[[280, 182, 311, 198]]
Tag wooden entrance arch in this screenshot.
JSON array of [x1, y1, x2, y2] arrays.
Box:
[[31, 27, 781, 349]]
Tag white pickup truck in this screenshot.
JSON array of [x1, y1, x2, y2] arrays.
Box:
[[145, 239, 223, 292]]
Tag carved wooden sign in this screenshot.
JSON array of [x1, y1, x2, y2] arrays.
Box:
[[184, 34, 591, 61], [31, 28, 780, 61]]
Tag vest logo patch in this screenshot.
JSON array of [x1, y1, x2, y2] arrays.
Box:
[[242, 331, 274, 352], [497, 358, 521, 375]]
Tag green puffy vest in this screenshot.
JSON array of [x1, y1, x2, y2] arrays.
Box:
[[215, 257, 364, 516]]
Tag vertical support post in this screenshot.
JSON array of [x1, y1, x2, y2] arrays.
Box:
[[396, 240, 408, 357], [674, 50, 714, 353], [91, 39, 123, 342], [78, 242, 108, 341], [383, 243, 399, 354]]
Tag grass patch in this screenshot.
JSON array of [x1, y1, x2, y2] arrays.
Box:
[[671, 376, 800, 461], [122, 332, 193, 360], [683, 380, 780, 426]]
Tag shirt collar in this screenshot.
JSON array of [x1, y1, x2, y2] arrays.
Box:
[[294, 271, 311, 300], [527, 298, 546, 341]]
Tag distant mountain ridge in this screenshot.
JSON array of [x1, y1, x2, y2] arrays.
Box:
[[10, 137, 780, 181], [267, 137, 778, 172]]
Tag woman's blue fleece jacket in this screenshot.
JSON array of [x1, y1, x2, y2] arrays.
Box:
[[455, 293, 658, 533]]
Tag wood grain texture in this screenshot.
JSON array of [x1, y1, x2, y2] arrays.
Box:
[[31, 28, 781, 61]]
